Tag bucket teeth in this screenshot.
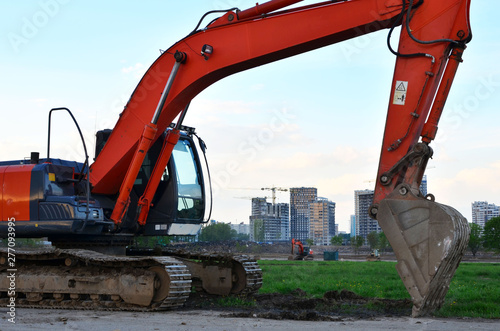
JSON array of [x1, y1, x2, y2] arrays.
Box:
[[377, 186, 470, 317]]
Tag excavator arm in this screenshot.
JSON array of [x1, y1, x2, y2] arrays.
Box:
[[88, 0, 471, 316], [370, 0, 471, 316]]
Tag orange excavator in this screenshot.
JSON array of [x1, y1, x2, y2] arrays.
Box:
[[1, 0, 471, 316], [289, 239, 314, 260]]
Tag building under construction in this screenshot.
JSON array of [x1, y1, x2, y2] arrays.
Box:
[[249, 198, 289, 242]]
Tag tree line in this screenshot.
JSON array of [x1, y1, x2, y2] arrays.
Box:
[[340, 216, 500, 257], [329, 232, 390, 255], [467, 216, 500, 257], [198, 222, 250, 242]]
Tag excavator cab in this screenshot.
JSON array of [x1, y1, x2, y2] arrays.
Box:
[[95, 126, 209, 237]]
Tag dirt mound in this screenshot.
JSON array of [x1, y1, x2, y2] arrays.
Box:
[[167, 240, 291, 255], [323, 289, 364, 300], [183, 288, 412, 321]]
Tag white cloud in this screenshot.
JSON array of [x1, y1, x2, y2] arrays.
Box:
[[121, 62, 146, 79]]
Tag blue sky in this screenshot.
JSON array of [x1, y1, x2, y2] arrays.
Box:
[[1, 0, 499, 232]]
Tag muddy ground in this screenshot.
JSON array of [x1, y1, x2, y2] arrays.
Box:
[[170, 240, 494, 322], [183, 288, 413, 321], [2, 294, 499, 331], [3, 290, 499, 331], [166, 240, 499, 323]]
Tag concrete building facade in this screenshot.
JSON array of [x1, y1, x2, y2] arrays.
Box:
[[472, 201, 500, 228], [309, 197, 336, 245]]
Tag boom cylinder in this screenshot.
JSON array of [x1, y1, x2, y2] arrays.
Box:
[[421, 47, 465, 143]]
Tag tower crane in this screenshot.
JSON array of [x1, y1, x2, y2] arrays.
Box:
[[261, 187, 288, 205]]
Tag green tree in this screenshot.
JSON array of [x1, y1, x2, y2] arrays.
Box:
[[366, 231, 379, 250], [330, 235, 343, 247], [252, 219, 265, 242], [483, 217, 500, 253], [305, 238, 314, 246], [235, 232, 250, 241], [378, 232, 390, 252], [468, 223, 482, 257], [198, 223, 237, 242], [351, 236, 364, 255]]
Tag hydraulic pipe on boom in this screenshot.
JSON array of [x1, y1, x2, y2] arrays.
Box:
[[421, 47, 465, 143], [135, 102, 191, 226], [109, 51, 187, 226], [109, 123, 157, 225]]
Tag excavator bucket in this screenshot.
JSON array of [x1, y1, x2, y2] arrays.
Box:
[[377, 185, 470, 317]]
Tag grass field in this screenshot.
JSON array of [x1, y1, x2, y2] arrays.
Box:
[[257, 260, 500, 318]]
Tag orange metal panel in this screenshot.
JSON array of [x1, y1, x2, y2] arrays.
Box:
[[1, 165, 34, 222]]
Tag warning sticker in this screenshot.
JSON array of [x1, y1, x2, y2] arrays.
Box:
[[393, 80, 408, 105]]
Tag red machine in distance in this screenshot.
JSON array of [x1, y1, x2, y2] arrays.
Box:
[[1, 0, 471, 316], [289, 239, 314, 260]]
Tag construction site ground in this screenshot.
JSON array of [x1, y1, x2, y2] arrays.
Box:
[[1, 241, 499, 330], [2, 308, 500, 331]]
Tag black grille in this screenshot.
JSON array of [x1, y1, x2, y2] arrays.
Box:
[[39, 203, 75, 220]]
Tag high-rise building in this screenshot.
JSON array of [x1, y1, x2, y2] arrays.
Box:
[[420, 175, 428, 196], [355, 189, 380, 240], [472, 201, 500, 228], [309, 197, 336, 245], [249, 198, 289, 242], [290, 187, 317, 241], [350, 215, 356, 238]]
